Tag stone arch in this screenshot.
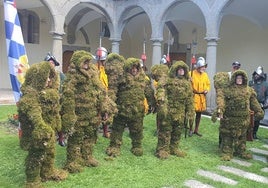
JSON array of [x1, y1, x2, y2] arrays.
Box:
[[64, 1, 114, 46]]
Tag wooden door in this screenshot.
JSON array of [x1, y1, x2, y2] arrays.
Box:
[[62, 50, 74, 73]]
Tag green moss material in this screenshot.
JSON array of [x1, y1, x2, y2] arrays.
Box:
[[155, 61, 195, 159], [213, 70, 264, 160], [18, 61, 67, 186], [61, 50, 116, 173], [107, 57, 154, 157]]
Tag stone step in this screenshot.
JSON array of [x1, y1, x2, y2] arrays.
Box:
[[252, 154, 268, 163], [249, 148, 268, 156], [261, 167, 268, 173], [184, 179, 215, 188], [218, 165, 268, 184], [197, 169, 237, 185], [231, 158, 252, 167]]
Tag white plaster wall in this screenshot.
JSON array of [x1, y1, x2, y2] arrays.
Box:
[[0, 4, 10, 89], [218, 15, 268, 78], [0, 6, 55, 89]]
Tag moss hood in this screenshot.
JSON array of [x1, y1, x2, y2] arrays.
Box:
[[230, 70, 248, 87], [169, 60, 189, 79], [22, 61, 58, 91]]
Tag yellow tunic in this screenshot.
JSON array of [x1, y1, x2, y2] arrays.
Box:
[[190, 69, 210, 112], [98, 65, 108, 91]]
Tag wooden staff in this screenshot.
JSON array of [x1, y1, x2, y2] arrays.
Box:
[[247, 110, 254, 141]]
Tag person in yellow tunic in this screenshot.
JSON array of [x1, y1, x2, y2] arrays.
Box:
[[189, 57, 210, 137], [95, 47, 110, 138]]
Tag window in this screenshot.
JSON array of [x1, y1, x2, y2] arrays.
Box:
[[18, 10, 40, 44]]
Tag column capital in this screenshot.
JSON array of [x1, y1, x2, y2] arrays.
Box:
[[204, 36, 220, 42], [110, 37, 121, 43], [49, 31, 65, 40], [150, 38, 163, 43]]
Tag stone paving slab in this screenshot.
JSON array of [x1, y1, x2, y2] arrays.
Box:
[[261, 167, 268, 173], [0, 89, 15, 105], [184, 179, 215, 188], [231, 158, 252, 167], [197, 169, 237, 185], [250, 148, 268, 156], [218, 165, 268, 184], [252, 154, 268, 163]]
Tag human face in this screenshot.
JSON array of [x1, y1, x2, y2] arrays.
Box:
[[177, 68, 185, 76], [82, 61, 89, 70], [235, 75, 243, 85], [198, 66, 206, 73], [232, 66, 240, 72], [45, 77, 51, 87], [131, 66, 138, 76], [49, 60, 56, 68]]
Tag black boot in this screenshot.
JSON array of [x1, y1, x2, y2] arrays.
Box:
[[253, 133, 258, 139], [253, 121, 260, 140]]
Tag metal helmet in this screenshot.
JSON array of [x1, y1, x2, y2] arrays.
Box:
[[196, 57, 207, 68], [44, 52, 60, 66], [95, 47, 108, 61], [232, 61, 241, 68], [160, 55, 167, 64], [254, 66, 265, 77]]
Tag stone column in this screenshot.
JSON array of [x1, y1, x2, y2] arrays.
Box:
[[151, 39, 162, 66], [111, 39, 120, 54], [205, 37, 219, 113], [50, 32, 64, 72]]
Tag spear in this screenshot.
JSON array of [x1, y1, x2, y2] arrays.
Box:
[[141, 27, 147, 70], [166, 30, 171, 65]]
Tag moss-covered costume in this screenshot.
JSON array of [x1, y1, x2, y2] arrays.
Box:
[[104, 53, 125, 102], [106, 57, 154, 157], [18, 62, 68, 187], [155, 61, 195, 159], [150, 64, 169, 135], [61, 50, 115, 173], [213, 70, 264, 161], [100, 53, 125, 137]]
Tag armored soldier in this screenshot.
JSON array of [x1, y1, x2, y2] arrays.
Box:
[[249, 66, 268, 139], [95, 47, 111, 138], [189, 57, 210, 137]]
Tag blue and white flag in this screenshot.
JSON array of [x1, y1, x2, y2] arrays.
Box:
[[4, 0, 29, 103]]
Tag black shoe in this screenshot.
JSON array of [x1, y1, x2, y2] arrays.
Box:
[[58, 140, 66, 147], [253, 134, 258, 139], [194, 132, 202, 137]]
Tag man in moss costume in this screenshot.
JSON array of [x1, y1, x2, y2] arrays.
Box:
[[44, 52, 66, 146], [61, 50, 115, 173], [150, 64, 169, 135], [106, 57, 154, 157], [155, 61, 195, 159], [104, 53, 125, 102], [18, 61, 68, 187], [212, 70, 264, 161]]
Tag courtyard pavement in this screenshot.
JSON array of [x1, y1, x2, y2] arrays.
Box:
[[0, 89, 15, 105]]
